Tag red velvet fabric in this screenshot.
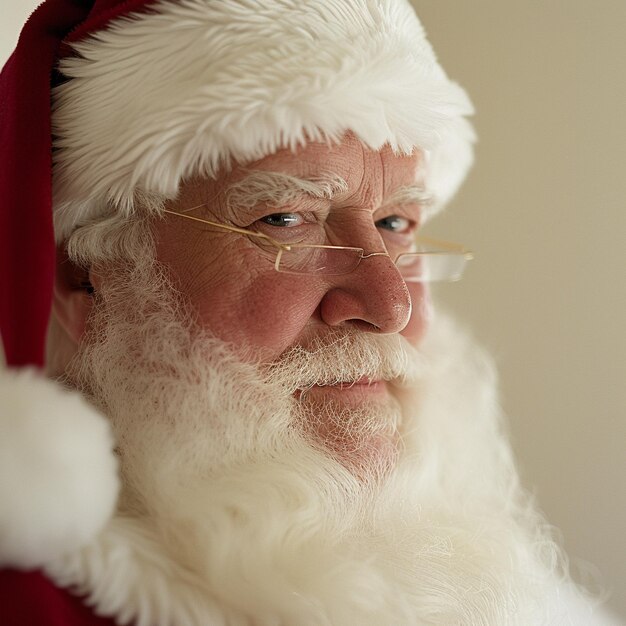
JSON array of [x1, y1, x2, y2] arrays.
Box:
[[0, 0, 158, 368], [0, 569, 119, 625]]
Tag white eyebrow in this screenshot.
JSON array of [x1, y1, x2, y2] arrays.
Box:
[[379, 185, 435, 212], [226, 171, 348, 213]]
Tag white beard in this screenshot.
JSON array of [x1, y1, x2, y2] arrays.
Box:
[[48, 255, 583, 625]]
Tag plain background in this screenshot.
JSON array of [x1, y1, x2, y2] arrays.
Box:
[[414, 1, 626, 620], [1, 0, 624, 621]]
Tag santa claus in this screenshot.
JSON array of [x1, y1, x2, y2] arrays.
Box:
[[0, 1, 618, 624]]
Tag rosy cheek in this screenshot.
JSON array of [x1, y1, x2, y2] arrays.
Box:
[[216, 273, 324, 360], [402, 283, 431, 345]]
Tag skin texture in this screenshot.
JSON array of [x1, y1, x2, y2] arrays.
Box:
[[152, 134, 431, 362]]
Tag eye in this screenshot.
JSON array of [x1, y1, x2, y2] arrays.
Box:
[[260, 213, 303, 227], [376, 215, 414, 234]]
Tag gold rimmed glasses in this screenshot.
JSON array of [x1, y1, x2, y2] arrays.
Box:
[[163, 208, 473, 282]]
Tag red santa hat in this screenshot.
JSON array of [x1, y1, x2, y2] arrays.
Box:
[[0, 0, 474, 369], [0, 0, 473, 569]]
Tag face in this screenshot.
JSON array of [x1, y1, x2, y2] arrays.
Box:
[[148, 133, 431, 463], [154, 134, 431, 368]]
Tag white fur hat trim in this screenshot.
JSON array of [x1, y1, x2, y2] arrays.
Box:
[[0, 369, 119, 569], [51, 0, 475, 241]]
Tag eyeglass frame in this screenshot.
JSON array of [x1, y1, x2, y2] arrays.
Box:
[[162, 205, 473, 280]]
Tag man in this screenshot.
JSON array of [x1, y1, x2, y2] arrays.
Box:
[[0, 0, 615, 624]]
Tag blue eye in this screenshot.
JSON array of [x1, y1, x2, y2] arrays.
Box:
[[260, 213, 302, 227], [376, 215, 412, 233]]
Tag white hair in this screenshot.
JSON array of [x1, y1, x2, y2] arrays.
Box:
[[64, 205, 159, 269]]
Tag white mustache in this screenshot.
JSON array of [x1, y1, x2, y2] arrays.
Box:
[[265, 330, 425, 394]]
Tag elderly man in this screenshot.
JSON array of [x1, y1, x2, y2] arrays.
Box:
[[0, 1, 615, 624]]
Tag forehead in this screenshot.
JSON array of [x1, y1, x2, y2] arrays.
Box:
[[250, 134, 421, 196], [178, 133, 423, 208]]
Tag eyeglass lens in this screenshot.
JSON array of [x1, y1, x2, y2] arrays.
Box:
[[277, 247, 468, 281]]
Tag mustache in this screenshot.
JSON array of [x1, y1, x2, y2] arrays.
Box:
[[264, 329, 425, 394]]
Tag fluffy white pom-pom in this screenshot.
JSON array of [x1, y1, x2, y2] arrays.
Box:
[[0, 368, 119, 569]]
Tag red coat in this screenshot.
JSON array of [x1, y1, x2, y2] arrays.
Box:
[[1, 570, 118, 626]]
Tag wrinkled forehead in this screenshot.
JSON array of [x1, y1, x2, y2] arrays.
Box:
[[250, 136, 424, 195], [176, 133, 428, 214]]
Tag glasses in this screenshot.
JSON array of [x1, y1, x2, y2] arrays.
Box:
[[163, 207, 473, 282]]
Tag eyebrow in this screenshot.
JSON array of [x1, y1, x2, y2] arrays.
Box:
[[379, 185, 434, 211], [225, 171, 349, 213]]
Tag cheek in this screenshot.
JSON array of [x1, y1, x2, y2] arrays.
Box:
[[401, 283, 432, 345], [157, 227, 323, 360], [192, 270, 322, 360]]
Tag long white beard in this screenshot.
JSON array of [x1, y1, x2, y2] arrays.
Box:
[[61, 254, 580, 625]]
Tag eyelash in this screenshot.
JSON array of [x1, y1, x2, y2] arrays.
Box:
[[259, 213, 304, 228], [376, 215, 414, 234], [258, 212, 416, 235]]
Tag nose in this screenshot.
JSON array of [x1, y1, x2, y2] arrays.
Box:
[[319, 252, 413, 334]]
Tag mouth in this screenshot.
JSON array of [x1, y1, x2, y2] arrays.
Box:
[[296, 378, 389, 400]]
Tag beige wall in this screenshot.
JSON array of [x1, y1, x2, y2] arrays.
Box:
[[413, 1, 626, 619], [2, 0, 624, 620]]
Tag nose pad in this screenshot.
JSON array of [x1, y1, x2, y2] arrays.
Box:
[[319, 253, 413, 333]]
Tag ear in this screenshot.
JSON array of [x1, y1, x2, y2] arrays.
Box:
[[52, 246, 95, 345]]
